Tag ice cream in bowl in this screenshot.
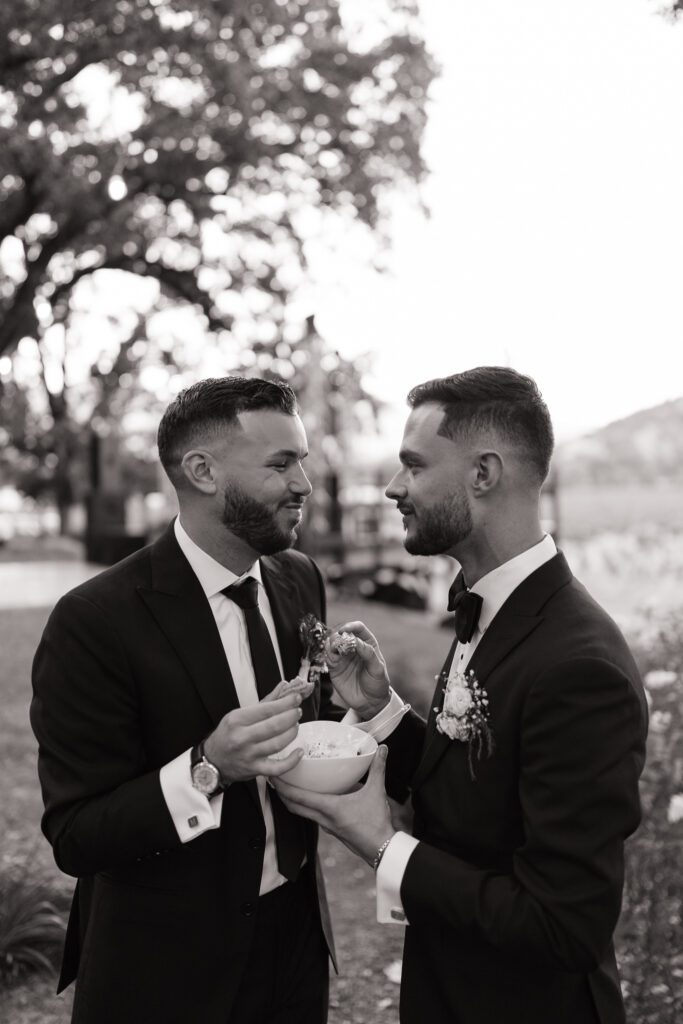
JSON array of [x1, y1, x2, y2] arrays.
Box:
[[272, 720, 378, 794]]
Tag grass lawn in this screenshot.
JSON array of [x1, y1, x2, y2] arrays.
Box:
[[1, 598, 681, 1023]]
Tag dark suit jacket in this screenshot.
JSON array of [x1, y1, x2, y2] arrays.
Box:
[[30, 523, 339, 1024], [385, 552, 648, 1024]]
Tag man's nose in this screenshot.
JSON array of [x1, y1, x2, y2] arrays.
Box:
[[290, 464, 313, 497], [385, 469, 406, 501]]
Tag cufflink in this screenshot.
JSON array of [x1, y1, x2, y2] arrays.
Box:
[[390, 908, 406, 922], [188, 815, 199, 828]]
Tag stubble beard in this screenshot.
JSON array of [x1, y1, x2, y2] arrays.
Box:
[[403, 490, 473, 556], [221, 481, 297, 556]]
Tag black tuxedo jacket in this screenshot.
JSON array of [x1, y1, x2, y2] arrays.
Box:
[[385, 552, 647, 1024], [30, 524, 339, 1024]]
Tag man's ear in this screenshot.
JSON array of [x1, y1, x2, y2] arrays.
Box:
[[471, 450, 503, 496], [180, 450, 218, 495]]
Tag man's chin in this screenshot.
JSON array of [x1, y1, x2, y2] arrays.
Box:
[[404, 530, 449, 557]]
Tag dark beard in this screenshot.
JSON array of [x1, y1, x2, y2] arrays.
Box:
[[404, 492, 473, 555], [221, 482, 296, 555]]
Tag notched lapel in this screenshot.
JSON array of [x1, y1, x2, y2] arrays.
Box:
[[410, 611, 543, 792], [138, 584, 241, 726]]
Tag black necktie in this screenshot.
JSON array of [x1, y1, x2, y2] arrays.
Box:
[[447, 572, 483, 645], [222, 577, 305, 881]]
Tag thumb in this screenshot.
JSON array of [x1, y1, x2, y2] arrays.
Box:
[[368, 744, 388, 787]]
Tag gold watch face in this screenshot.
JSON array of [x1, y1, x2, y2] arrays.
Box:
[[192, 760, 220, 795]]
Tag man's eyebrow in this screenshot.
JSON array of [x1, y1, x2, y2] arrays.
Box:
[[266, 449, 309, 459], [399, 449, 424, 464]]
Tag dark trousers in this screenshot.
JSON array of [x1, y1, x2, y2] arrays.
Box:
[[229, 868, 329, 1024]]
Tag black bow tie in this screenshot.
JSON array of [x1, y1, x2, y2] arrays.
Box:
[[447, 572, 483, 645]]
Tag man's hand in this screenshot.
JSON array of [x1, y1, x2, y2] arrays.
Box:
[[204, 693, 304, 784], [327, 621, 391, 719], [272, 745, 395, 866]]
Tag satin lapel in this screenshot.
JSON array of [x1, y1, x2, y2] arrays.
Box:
[[408, 550, 575, 793], [410, 611, 543, 791], [409, 636, 459, 792]]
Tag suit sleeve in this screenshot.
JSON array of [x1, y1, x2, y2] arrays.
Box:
[[384, 709, 427, 803], [30, 593, 180, 878], [401, 657, 646, 972]]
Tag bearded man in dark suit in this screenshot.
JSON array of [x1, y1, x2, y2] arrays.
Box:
[[275, 366, 648, 1024], [31, 376, 339, 1024]]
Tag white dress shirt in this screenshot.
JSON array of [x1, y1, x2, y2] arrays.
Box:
[[376, 533, 558, 924], [158, 517, 288, 895]]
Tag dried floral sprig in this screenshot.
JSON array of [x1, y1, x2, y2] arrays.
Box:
[[298, 614, 330, 682]]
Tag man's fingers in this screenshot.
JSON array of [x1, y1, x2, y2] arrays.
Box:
[[367, 744, 388, 788], [333, 621, 380, 649], [264, 678, 314, 702], [252, 724, 300, 757], [271, 777, 333, 813], [258, 748, 304, 777], [234, 694, 301, 724], [243, 706, 302, 742]]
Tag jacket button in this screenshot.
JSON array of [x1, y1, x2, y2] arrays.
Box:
[[249, 837, 264, 851], [241, 902, 255, 917]]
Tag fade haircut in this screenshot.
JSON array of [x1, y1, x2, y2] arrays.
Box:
[[407, 366, 554, 483], [157, 376, 298, 486]]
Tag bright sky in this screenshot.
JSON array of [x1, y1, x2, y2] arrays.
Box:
[[309, 0, 683, 441]]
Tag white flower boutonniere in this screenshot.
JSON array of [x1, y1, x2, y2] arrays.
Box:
[[435, 669, 494, 779]]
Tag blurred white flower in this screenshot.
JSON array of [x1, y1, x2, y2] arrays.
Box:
[[649, 710, 672, 733], [383, 960, 402, 984], [644, 669, 677, 690], [667, 794, 683, 824]]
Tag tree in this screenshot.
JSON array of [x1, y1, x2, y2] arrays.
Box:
[[0, 0, 435, 531], [0, 0, 435, 358]]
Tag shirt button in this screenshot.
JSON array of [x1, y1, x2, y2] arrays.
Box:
[[241, 902, 255, 917], [249, 837, 264, 851]]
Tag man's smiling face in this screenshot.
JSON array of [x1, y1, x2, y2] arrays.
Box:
[[385, 402, 474, 557], [211, 409, 312, 555]]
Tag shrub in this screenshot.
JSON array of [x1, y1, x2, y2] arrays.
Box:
[[0, 864, 68, 986]]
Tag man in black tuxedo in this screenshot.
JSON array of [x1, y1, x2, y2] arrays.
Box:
[[275, 367, 648, 1024], [31, 377, 338, 1024]]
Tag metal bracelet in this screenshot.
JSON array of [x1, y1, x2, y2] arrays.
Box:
[[372, 836, 393, 872]]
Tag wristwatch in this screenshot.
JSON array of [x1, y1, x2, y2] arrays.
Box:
[[190, 740, 225, 798]]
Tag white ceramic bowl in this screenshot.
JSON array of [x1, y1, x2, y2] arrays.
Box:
[[274, 720, 378, 794]]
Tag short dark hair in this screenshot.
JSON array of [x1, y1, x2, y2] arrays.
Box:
[[157, 376, 298, 485], [407, 366, 554, 482]]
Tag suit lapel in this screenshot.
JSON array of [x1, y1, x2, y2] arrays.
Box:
[[261, 556, 321, 723], [137, 524, 260, 808], [261, 557, 302, 684], [138, 525, 241, 724], [410, 551, 572, 791]]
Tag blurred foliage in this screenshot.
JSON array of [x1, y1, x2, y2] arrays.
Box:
[[617, 615, 683, 1023], [0, 865, 68, 986], [0, 0, 435, 354], [0, 0, 436, 526]]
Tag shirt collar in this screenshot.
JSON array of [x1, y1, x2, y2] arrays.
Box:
[[174, 516, 263, 599], [469, 533, 557, 635]]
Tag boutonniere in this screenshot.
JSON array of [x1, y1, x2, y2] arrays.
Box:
[[435, 669, 494, 779], [297, 614, 357, 683]]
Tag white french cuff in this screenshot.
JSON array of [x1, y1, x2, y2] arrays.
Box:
[[342, 688, 409, 742], [376, 831, 420, 924], [159, 749, 223, 843]]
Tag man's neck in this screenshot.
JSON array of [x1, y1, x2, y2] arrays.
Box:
[[178, 510, 259, 576], [454, 524, 545, 587]]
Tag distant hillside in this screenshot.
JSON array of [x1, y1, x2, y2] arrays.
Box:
[[555, 398, 683, 486]]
